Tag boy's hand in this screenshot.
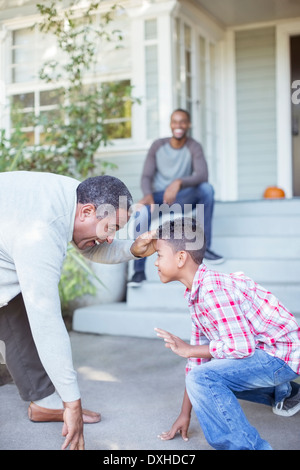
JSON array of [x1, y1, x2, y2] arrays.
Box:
[[158, 412, 190, 442], [130, 230, 157, 258], [155, 328, 192, 358]]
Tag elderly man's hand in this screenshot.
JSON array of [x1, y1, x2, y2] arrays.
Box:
[[61, 399, 85, 450], [130, 230, 157, 258]]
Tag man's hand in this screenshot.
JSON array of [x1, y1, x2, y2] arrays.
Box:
[[158, 412, 190, 442], [130, 230, 157, 258], [163, 179, 182, 205], [61, 399, 85, 450], [155, 328, 192, 358], [138, 194, 155, 206]]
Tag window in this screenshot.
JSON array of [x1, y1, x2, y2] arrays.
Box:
[[6, 13, 132, 145]]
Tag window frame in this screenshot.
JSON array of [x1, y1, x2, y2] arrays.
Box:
[[3, 14, 134, 147]]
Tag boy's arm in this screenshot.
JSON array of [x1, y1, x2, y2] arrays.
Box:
[[158, 389, 192, 442], [155, 328, 212, 360], [155, 326, 209, 443]]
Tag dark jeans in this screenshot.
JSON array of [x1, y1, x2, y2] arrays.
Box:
[[0, 293, 54, 401], [133, 182, 214, 274]]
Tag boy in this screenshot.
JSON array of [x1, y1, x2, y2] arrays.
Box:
[[154, 217, 300, 450]]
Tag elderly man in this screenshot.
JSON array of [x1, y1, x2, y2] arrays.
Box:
[[0, 171, 155, 450]]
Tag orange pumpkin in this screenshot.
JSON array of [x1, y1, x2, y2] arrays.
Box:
[[263, 186, 285, 199]]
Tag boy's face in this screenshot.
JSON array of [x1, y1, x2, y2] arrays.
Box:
[[155, 239, 180, 283]]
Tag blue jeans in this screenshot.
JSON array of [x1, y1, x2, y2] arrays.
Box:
[[185, 350, 299, 450], [133, 182, 214, 273]]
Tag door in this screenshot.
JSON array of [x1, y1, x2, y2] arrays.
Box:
[[291, 36, 300, 197]]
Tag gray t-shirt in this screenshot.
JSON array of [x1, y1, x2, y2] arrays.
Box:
[[141, 137, 208, 195]]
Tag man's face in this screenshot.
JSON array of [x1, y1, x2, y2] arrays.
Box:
[[73, 204, 129, 250], [170, 111, 191, 140]]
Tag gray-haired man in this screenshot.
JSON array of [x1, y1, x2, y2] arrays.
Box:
[[0, 171, 156, 450]]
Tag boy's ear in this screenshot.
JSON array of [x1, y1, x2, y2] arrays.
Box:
[[177, 250, 188, 267]]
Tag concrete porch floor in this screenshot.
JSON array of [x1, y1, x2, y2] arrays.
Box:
[[0, 331, 300, 451]]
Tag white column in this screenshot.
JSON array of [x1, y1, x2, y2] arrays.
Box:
[[276, 23, 295, 198], [130, 14, 147, 146], [0, 28, 9, 131], [157, 13, 174, 136], [219, 30, 238, 201]]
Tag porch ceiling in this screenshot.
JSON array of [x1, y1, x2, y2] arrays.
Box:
[[194, 0, 300, 27]]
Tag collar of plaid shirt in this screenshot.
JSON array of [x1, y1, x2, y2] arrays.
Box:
[[184, 263, 207, 303]]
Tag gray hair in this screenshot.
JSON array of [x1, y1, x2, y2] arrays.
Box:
[[76, 175, 133, 215]]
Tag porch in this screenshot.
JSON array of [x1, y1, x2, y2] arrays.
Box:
[[73, 197, 300, 339]]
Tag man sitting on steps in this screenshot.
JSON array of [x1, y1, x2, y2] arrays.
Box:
[[128, 108, 224, 287]]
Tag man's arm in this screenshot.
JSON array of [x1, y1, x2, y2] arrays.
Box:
[[163, 139, 209, 203], [180, 139, 209, 188], [12, 226, 83, 449], [78, 232, 157, 264], [140, 139, 163, 197]]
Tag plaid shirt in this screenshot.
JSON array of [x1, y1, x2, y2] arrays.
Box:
[[184, 264, 300, 375]]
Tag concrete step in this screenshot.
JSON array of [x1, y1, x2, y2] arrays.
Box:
[[127, 281, 187, 309], [74, 198, 300, 338], [212, 236, 300, 259], [127, 279, 300, 315], [72, 303, 191, 340], [213, 215, 300, 237], [213, 198, 300, 216], [139, 256, 300, 284], [72, 282, 300, 340]]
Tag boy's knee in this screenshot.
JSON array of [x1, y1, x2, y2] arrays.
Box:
[[186, 366, 205, 393]]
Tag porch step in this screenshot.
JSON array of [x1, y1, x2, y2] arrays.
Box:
[[72, 303, 191, 340], [73, 198, 300, 338]]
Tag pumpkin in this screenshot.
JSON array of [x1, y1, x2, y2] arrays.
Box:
[[263, 186, 285, 199]]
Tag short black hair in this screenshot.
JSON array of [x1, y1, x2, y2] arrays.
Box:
[[77, 175, 133, 213], [171, 109, 191, 122], [156, 217, 206, 265]]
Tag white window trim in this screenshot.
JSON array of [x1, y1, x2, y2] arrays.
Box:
[[2, 13, 135, 148], [229, 18, 300, 199], [276, 20, 300, 198]]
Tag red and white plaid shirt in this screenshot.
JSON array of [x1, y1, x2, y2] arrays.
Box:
[[184, 264, 300, 375]]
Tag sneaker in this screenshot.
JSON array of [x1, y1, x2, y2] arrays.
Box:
[[127, 271, 146, 287], [204, 249, 224, 264], [272, 389, 300, 417]]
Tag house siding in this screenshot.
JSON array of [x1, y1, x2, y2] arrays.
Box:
[[235, 27, 277, 200]]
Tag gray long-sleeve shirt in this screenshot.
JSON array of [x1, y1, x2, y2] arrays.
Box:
[[141, 137, 208, 196], [0, 171, 135, 402]]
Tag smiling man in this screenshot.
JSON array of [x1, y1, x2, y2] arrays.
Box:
[[0, 171, 156, 450], [128, 108, 223, 288]]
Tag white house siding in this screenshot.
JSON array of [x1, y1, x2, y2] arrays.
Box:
[[96, 147, 147, 203], [235, 27, 277, 200]]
